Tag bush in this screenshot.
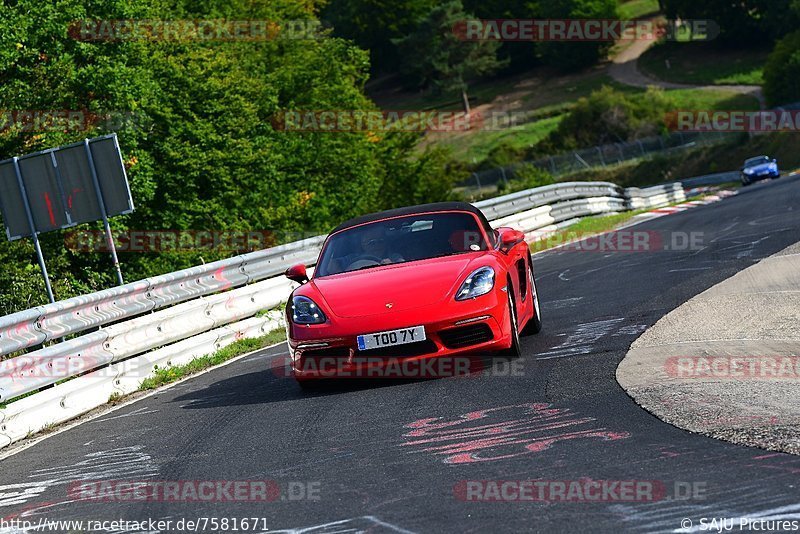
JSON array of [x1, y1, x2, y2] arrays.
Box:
[[479, 142, 528, 170], [539, 86, 670, 152], [763, 31, 800, 107], [497, 164, 555, 194]]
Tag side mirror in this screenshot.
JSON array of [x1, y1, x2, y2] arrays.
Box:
[[285, 264, 309, 284], [497, 227, 524, 252]]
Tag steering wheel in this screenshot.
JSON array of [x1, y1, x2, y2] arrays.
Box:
[[346, 255, 384, 270]]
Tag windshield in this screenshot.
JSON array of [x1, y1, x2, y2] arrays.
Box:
[[744, 156, 769, 167], [315, 212, 489, 277]]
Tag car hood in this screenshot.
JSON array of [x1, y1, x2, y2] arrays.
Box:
[[311, 254, 482, 318], [745, 163, 774, 173]]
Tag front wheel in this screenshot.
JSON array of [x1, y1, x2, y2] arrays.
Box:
[[521, 264, 542, 336]]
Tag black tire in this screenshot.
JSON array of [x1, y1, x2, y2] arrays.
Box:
[[502, 289, 522, 358], [521, 263, 542, 336]]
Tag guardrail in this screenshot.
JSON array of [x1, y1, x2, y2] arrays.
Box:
[[624, 183, 686, 210], [0, 235, 325, 358], [0, 179, 703, 449]]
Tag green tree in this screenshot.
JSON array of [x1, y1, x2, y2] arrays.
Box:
[[763, 31, 800, 107], [538, 0, 618, 71], [322, 0, 439, 72], [661, 0, 798, 44], [393, 0, 505, 114], [0, 0, 453, 313]]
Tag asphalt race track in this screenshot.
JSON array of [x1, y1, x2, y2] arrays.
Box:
[[1, 175, 799, 533]]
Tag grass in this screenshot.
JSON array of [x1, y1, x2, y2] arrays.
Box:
[[638, 41, 769, 86], [439, 86, 758, 169], [433, 115, 563, 164], [0, 389, 36, 409], [530, 210, 649, 253], [529, 187, 731, 254], [618, 0, 661, 19], [657, 87, 761, 114], [411, 71, 638, 165], [427, 68, 759, 163], [138, 329, 286, 391]]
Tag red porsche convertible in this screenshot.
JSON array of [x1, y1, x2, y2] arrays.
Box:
[[284, 201, 541, 386]]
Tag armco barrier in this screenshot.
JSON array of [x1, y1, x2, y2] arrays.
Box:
[[0, 313, 282, 447], [624, 183, 686, 210], [0, 238, 324, 359], [0, 276, 294, 403], [0, 178, 711, 449], [475, 182, 623, 220]]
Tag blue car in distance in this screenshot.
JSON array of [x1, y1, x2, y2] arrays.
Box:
[[741, 155, 780, 185]]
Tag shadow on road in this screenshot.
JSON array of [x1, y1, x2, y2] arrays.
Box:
[[170, 352, 525, 409]]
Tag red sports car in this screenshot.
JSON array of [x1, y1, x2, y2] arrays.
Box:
[[283, 201, 541, 387]]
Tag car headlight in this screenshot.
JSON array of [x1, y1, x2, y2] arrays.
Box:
[[291, 296, 327, 324], [743, 168, 754, 174], [456, 267, 495, 301]]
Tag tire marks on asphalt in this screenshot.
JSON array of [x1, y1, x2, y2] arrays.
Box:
[[400, 403, 630, 464]]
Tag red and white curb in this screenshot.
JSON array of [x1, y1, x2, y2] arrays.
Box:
[[636, 190, 736, 218]]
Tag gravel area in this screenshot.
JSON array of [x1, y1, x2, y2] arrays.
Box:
[[617, 242, 800, 454]]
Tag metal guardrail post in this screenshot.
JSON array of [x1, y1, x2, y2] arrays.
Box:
[[574, 152, 590, 169], [12, 157, 55, 303], [473, 172, 481, 193]]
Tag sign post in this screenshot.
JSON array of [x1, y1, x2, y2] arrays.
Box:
[[83, 139, 124, 285], [0, 134, 134, 301], [11, 156, 55, 303]]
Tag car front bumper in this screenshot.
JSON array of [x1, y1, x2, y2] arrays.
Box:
[[287, 291, 512, 380]]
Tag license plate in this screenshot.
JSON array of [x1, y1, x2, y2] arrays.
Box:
[[357, 326, 426, 351]]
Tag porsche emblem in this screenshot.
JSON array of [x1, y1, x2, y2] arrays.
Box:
[[385, 303, 393, 309]]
